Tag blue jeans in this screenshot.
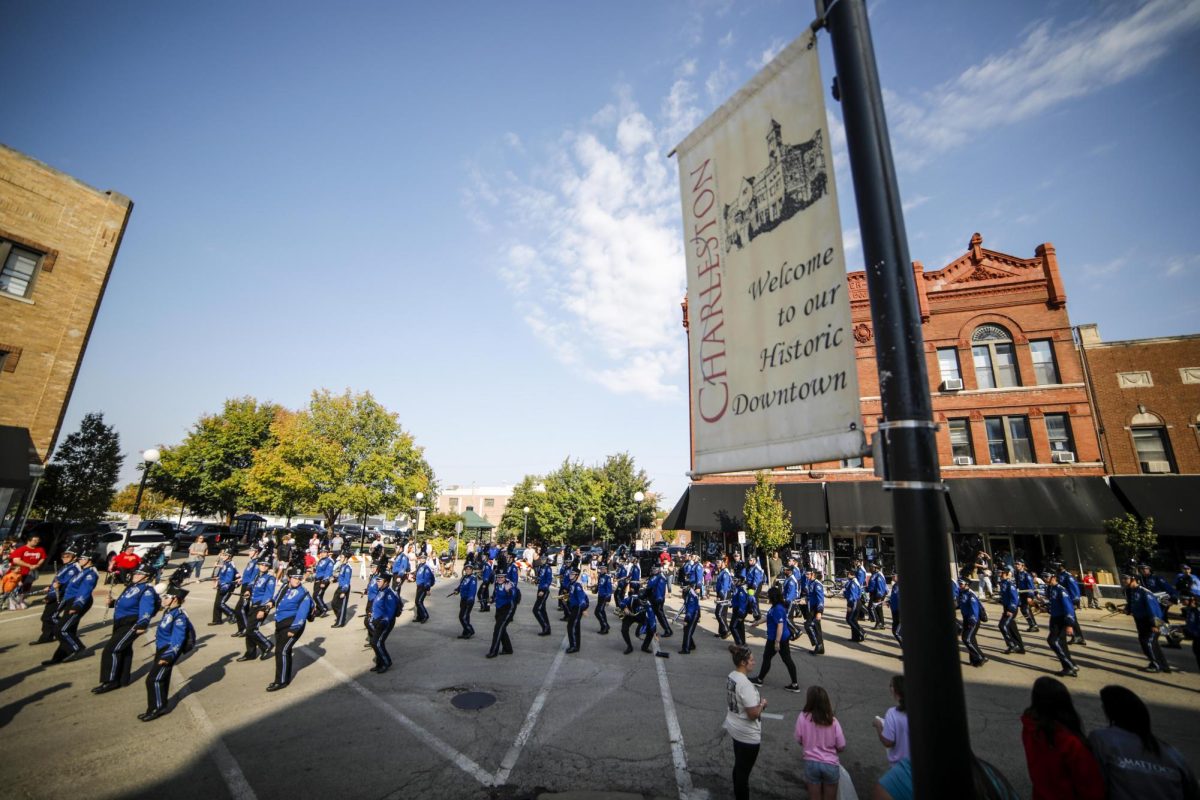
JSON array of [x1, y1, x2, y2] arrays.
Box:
[[189, 560, 204, 579], [804, 760, 840, 785]]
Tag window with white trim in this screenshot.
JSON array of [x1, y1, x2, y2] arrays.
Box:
[[1029, 340, 1060, 385], [985, 415, 1033, 464], [948, 419, 973, 461], [1044, 414, 1074, 454], [0, 241, 45, 299], [972, 325, 1020, 388], [937, 348, 962, 384]]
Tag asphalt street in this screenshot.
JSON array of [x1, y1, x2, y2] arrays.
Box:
[[1, 560, 1197, 800]]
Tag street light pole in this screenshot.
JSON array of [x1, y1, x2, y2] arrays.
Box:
[[124, 448, 161, 549], [522, 506, 530, 549], [633, 491, 645, 549], [590, 515, 596, 541]]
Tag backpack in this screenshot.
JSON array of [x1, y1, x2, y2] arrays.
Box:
[[179, 615, 197, 656]]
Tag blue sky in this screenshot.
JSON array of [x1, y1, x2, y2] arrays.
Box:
[[4, 0, 1198, 509]]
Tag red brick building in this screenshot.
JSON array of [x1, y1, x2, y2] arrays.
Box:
[[1078, 324, 1200, 564], [668, 234, 1123, 579]]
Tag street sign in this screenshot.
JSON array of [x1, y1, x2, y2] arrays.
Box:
[[674, 32, 864, 475], [454, 521, 463, 534], [737, 530, 746, 545]]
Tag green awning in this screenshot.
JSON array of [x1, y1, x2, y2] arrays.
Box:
[[462, 509, 494, 530]]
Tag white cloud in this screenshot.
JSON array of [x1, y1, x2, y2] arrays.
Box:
[[504, 132, 524, 152], [474, 86, 701, 401], [843, 227, 861, 255], [719, 30, 735, 49], [705, 60, 735, 104], [1079, 256, 1127, 278], [1165, 253, 1199, 278], [750, 37, 787, 70], [902, 193, 932, 213], [884, 0, 1200, 169]]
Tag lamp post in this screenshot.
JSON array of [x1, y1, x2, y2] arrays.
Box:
[[124, 448, 161, 548], [633, 490, 645, 549], [590, 515, 596, 541], [522, 506, 530, 549]]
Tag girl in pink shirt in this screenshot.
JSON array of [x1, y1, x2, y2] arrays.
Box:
[[794, 685, 847, 799]]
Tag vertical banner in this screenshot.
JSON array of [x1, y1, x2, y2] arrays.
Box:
[[674, 33, 864, 475]]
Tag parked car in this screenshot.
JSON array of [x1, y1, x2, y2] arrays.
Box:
[[69, 529, 174, 572], [291, 523, 326, 546], [667, 545, 690, 564], [174, 523, 229, 549]]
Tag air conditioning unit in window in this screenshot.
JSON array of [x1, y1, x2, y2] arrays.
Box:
[[1143, 460, 1172, 474], [941, 378, 964, 391], [1051, 451, 1076, 463], [953, 456, 973, 466]]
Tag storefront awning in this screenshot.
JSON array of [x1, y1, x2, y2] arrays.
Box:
[[1109, 475, 1200, 538], [945, 477, 1123, 536], [663, 482, 827, 534], [0, 426, 37, 489], [826, 481, 894, 534]]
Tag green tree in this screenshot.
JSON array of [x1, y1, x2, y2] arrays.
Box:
[[743, 472, 791, 580], [249, 389, 435, 531], [1104, 513, 1156, 567], [33, 412, 123, 528], [537, 459, 605, 546], [598, 452, 653, 543], [245, 410, 318, 524], [153, 397, 282, 523], [499, 475, 548, 541], [111, 482, 177, 519]]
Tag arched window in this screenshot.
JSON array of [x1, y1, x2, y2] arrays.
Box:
[[1130, 409, 1174, 474], [971, 324, 1020, 388]]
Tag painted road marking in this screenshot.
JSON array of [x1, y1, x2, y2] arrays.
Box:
[[654, 642, 708, 800], [303, 646, 496, 786], [177, 663, 258, 800], [493, 634, 570, 785]]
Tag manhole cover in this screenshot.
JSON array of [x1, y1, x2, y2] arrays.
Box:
[[451, 691, 496, 711]]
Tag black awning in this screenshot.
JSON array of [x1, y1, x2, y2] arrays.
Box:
[[779, 484, 827, 533], [662, 490, 689, 531], [827, 482, 894, 534], [678, 484, 749, 533], [0, 426, 37, 489], [665, 482, 828, 534], [945, 477, 1124, 536], [1109, 475, 1200, 538]]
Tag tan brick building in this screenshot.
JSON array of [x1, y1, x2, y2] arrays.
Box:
[[669, 234, 1123, 578], [1078, 324, 1200, 563], [0, 144, 133, 528]]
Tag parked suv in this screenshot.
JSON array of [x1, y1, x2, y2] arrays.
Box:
[[174, 523, 229, 549], [76, 529, 175, 572]]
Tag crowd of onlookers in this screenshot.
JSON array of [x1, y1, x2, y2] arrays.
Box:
[[723, 647, 1199, 799]]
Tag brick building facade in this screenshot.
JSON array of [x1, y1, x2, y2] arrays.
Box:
[[0, 144, 133, 527], [1078, 325, 1200, 563], [669, 234, 1123, 579]]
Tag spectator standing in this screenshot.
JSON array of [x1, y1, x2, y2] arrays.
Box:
[[794, 685, 847, 800], [1089, 684, 1199, 799], [724, 644, 766, 800], [873, 675, 909, 765], [187, 537, 208, 582], [1082, 570, 1100, 609], [975, 550, 994, 599], [1184, 597, 1200, 672], [7, 534, 46, 609], [1020, 676, 1104, 799], [330, 532, 344, 555]]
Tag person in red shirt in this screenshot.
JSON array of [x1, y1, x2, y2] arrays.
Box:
[[1081, 570, 1100, 609], [9, 535, 47, 608], [110, 546, 142, 584], [1021, 676, 1105, 800]]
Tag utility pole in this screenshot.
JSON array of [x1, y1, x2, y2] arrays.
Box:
[[818, 0, 976, 795]]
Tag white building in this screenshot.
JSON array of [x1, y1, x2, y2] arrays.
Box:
[[435, 484, 514, 524]]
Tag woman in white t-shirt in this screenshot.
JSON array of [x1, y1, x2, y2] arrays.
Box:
[[873, 674, 910, 764], [724, 644, 768, 800]]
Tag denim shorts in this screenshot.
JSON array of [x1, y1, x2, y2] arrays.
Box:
[[804, 760, 840, 784]]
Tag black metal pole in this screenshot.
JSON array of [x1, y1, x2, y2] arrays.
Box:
[[123, 463, 152, 549], [819, 0, 976, 795]]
